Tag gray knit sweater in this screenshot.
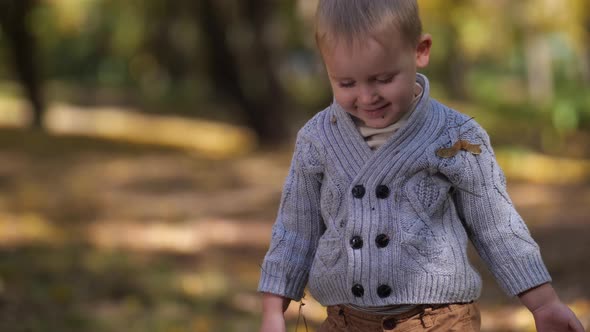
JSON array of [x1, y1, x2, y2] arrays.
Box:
[[258, 74, 551, 306]]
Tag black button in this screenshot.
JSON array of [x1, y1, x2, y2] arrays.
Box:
[[375, 234, 390, 248], [375, 185, 390, 199], [350, 236, 363, 249], [383, 318, 397, 329], [351, 284, 364, 297], [352, 185, 365, 198], [377, 284, 392, 298]]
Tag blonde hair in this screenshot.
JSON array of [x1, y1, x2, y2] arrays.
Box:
[[315, 0, 422, 51]]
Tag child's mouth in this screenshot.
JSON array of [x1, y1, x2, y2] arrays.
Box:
[[362, 103, 390, 118]]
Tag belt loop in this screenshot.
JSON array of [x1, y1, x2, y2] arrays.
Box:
[[337, 306, 348, 327], [420, 310, 434, 328]]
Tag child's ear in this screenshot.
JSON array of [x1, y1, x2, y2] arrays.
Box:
[[415, 34, 432, 68]]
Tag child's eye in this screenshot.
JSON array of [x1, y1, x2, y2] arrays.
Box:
[[339, 81, 355, 88], [376, 75, 394, 84]]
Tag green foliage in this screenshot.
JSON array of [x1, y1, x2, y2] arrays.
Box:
[[0, 0, 588, 146]]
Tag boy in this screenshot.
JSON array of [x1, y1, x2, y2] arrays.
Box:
[[258, 0, 585, 331]]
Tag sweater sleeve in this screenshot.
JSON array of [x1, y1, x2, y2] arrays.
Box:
[[450, 124, 552, 296], [257, 130, 324, 301]]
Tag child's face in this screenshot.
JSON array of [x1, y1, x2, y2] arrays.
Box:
[[322, 32, 431, 129]]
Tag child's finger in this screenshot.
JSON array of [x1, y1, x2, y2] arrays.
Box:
[[568, 316, 586, 332]]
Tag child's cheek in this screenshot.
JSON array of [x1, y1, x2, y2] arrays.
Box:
[[333, 89, 355, 110]]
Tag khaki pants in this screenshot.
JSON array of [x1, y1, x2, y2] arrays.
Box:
[[318, 302, 481, 332]]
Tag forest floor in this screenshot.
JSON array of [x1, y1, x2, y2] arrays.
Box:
[[0, 127, 589, 332]]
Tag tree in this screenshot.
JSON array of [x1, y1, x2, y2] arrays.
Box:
[[0, 0, 44, 128], [193, 0, 289, 145]]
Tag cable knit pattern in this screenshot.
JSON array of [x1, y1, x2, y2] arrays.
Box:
[[258, 74, 551, 306]]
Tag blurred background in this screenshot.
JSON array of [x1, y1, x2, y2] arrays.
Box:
[[0, 0, 589, 331]]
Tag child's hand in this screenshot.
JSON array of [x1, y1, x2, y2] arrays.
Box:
[[532, 300, 585, 332], [260, 293, 291, 332], [519, 283, 585, 332], [260, 311, 287, 332]]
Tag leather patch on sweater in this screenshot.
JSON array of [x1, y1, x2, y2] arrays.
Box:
[[436, 139, 482, 158]]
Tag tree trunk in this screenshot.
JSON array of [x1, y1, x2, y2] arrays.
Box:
[[147, 2, 189, 82], [239, 0, 289, 142], [444, 0, 469, 100], [446, 39, 468, 100], [524, 32, 554, 106], [0, 0, 44, 128], [583, 18, 590, 84], [194, 0, 288, 145]]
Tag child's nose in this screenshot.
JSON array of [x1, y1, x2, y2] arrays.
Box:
[[358, 85, 379, 104]]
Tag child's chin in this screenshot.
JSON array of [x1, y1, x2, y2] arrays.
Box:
[[365, 118, 395, 129]]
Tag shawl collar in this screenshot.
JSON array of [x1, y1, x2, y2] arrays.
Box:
[[324, 74, 442, 182]]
